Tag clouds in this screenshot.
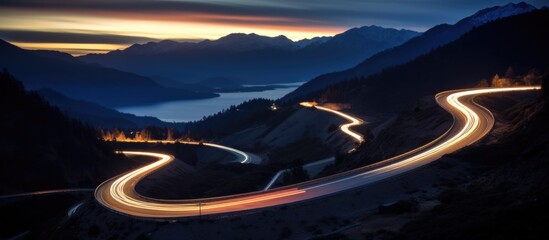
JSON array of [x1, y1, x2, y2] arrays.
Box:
[[0, 30, 160, 44], [5, 0, 542, 30], [1, 0, 546, 55], [3, 0, 546, 31]]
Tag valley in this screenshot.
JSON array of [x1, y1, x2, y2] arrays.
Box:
[[1, 2, 548, 240]]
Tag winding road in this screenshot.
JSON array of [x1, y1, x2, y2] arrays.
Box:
[[95, 86, 540, 218], [115, 140, 254, 164], [299, 102, 365, 143]]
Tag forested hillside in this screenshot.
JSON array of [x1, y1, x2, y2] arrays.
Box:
[[308, 10, 549, 115], [0, 70, 133, 194]]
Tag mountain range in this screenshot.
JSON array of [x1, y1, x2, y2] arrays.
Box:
[[0, 2, 539, 127], [0, 40, 217, 107], [2, 3, 548, 238], [308, 9, 548, 115], [282, 2, 537, 101], [78, 26, 419, 85]]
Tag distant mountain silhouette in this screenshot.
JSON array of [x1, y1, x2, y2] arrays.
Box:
[[202, 33, 297, 51], [37, 88, 183, 129], [78, 26, 419, 85], [0, 70, 132, 194], [0, 40, 218, 107], [282, 2, 536, 101], [295, 36, 330, 48], [306, 9, 549, 115]]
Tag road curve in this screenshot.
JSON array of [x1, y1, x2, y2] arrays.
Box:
[[95, 86, 540, 218], [116, 140, 251, 164], [300, 102, 364, 143]]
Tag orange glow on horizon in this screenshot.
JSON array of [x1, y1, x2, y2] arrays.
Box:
[[11, 42, 129, 56], [0, 8, 344, 55]]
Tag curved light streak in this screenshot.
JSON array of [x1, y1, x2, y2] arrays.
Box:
[[96, 86, 540, 218], [300, 102, 364, 143], [117, 139, 249, 164]]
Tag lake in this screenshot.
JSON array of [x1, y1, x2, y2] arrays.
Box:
[[117, 83, 302, 123]]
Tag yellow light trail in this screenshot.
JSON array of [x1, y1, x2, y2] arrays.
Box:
[[115, 139, 249, 164], [96, 86, 540, 218], [314, 104, 364, 143]]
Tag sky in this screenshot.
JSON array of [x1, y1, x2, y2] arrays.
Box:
[[0, 0, 545, 55]]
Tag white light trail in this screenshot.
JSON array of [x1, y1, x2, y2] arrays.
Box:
[[96, 86, 540, 218]]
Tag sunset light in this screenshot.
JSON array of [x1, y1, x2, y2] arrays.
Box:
[[4, 0, 539, 55], [0, 6, 344, 55], [2, 1, 548, 238]]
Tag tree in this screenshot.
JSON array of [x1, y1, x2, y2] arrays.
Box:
[[100, 129, 113, 141], [111, 128, 126, 141], [115, 130, 126, 141], [477, 78, 490, 87], [492, 73, 512, 87]]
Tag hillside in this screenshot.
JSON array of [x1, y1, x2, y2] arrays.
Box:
[[78, 26, 419, 85], [392, 84, 548, 239], [282, 2, 536, 101], [183, 98, 278, 139], [0, 70, 134, 194], [0, 40, 217, 107], [37, 88, 183, 130], [307, 9, 549, 115], [47, 82, 547, 240]]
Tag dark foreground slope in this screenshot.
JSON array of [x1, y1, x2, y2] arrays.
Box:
[[391, 78, 549, 240], [0, 71, 133, 194], [308, 10, 549, 115]]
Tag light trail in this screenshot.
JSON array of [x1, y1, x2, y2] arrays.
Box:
[[95, 86, 540, 218], [300, 102, 364, 143], [116, 139, 250, 164], [261, 103, 366, 190]]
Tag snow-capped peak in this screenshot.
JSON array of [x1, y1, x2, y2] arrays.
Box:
[[466, 2, 536, 26]]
